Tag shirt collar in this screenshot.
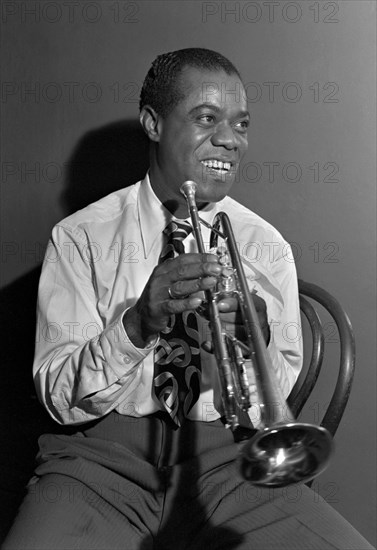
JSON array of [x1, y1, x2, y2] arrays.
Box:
[[137, 173, 218, 257]]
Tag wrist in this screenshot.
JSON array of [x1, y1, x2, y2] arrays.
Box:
[[123, 307, 158, 349]]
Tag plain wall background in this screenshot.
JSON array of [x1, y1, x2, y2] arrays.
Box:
[[1, 0, 375, 545]]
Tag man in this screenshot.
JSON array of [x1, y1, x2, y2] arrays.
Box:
[[4, 48, 373, 550]]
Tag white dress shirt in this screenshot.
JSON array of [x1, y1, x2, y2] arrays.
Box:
[[33, 174, 303, 426]]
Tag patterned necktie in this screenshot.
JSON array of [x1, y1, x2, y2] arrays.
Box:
[[153, 220, 202, 426]]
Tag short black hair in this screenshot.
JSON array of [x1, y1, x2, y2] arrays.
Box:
[[139, 48, 242, 118]]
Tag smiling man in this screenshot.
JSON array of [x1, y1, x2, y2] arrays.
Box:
[[142, 65, 249, 215], [4, 48, 374, 550]]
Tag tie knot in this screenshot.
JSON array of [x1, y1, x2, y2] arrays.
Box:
[[164, 220, 192, 242], [160, 220, 192, 262]]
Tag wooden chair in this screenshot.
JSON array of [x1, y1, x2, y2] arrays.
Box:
[[287, 279, 356, 438]]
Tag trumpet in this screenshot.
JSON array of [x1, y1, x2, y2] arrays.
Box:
[[180, 180, 333, 487]]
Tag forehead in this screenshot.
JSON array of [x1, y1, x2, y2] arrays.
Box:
[[175, 66, 247, 113]]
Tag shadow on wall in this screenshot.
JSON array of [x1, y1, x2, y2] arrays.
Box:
[[0, 119, 150, 542], [63, 119, 149, 213]]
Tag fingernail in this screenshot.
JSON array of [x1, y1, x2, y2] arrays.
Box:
[[190, 297, 202, 308]]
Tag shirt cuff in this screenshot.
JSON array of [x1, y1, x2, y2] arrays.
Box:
[[99, 308, 159, 380]]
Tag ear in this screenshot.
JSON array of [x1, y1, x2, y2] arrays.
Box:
[[139, 105, 163, 142]]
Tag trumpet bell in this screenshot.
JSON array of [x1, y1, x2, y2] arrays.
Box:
[[239, 423, 333, 487]]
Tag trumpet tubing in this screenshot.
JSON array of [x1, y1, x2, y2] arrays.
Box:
[[180, 180, 333, 487]]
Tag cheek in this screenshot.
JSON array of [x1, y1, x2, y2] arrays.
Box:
[[240, 137, 248, 156], [161, 129, 210, 172]]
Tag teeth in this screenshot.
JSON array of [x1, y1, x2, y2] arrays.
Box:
[[202, 160, 232, 171]]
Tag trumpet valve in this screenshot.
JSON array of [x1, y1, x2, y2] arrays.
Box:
[[214, 244, 236, 292], [219, 267, 236, 293]]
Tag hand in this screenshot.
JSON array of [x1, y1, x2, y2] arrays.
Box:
[[124, 253, 222, 347], [219, 292, 270, 347], [203, 292, 270, 353]]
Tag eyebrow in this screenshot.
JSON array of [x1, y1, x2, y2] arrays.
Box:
[[188, 103, 250, 118]]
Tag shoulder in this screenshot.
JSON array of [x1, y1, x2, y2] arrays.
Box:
[[218, 197, 298, 303], [219, 196, 288, 245], [52, 181, 141, 241]]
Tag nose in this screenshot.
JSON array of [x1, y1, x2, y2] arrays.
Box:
[[211, 123, 242, 150]]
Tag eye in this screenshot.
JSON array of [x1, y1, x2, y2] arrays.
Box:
[[235, 120, 249, 132], [198, 114, 215, 124]]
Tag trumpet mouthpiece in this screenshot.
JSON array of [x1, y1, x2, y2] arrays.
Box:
[[180, 180, 197, 198]]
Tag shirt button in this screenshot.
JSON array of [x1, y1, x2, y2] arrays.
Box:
[[123, 355, 131, 364]]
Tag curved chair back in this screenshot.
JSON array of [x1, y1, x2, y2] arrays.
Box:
[[287, 279, 356, 437]]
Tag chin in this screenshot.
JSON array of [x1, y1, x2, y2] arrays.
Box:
[[186, 170, 234, 204], [197, 188, 229, 205], [207, 180, 234, 201]]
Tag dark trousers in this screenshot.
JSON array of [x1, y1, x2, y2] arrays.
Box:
[[3, 412, 374, 550]]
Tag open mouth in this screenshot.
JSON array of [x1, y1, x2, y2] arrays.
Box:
[[201, 159, 233, 176]]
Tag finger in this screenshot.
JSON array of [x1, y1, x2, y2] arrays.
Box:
[[217, 294, 267, 314], [169, 276, 218, 298], [164, 295, 203, 314], [202, 336, 251, 357], [160, 254, 222, 281], [202, 340, 214, 353], [173, 261, 222, 282], [159, 252, 218, 271], [180, 252, 219, 263], [217, 296, 238, 313]]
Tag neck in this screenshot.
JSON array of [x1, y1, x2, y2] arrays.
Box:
[[149, 165, 208, 219]]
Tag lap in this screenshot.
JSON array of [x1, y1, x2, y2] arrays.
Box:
[[3, 472, 155, 550], [6, 469, 373, 550], [159, 459, 374, 550], [3, 416, 375, 550], [199, 481, 374, 550]]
